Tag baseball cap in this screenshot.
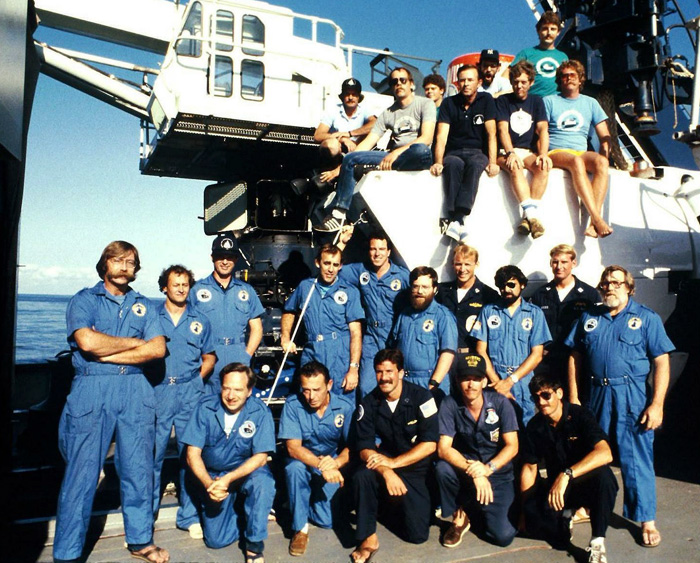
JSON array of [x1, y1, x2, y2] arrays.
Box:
[[479, 49, 500, 64], [454, 353, 488, 379], [340, 78, 364, 101], [211, 232, 238, 256]]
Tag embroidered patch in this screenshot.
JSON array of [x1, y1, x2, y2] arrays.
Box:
[[423, 319, 435, 332], [390, 278, 402, 291], [406, 419, 418, 425], [628, 317, 643, 330], [356, 404, 364, 421], [360, 272, 370, 285], [334, 291, 348, 305], [220, 237, 235, 250], [584, 318, 598, 332], [239, 420, 256, 438], [238, 289, 249, 302], [190, 321, 203, 335], [521, 317, 533, 331], [473, 113, 485, 125], [487, 315, 501, 329], [485, 408, 499, 425], [419, 398, 438, 418], [196, 289, 212, 303], [490, 428, 500, 443], [465, 314, 477, 332], [334, 414, 345, 428], [131, 303, 146, 317]]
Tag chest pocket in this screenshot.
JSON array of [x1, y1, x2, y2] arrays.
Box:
[[233, 295, 252, 315], [619, 330, 643, 347], [128, 313, 148, 337]]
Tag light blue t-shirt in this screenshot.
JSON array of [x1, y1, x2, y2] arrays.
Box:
[[544, 94, 608, 152], [321, 102, 374, 141], [513, 47, 568, 97]]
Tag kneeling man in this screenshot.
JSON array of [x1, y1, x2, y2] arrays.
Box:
[[436, 353, 518, 548], [521, 374, 618, 562], [183, 363, 275, 562], [279, 361, 355, 556]]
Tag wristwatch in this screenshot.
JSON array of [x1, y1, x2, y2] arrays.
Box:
[[429, 378, 440, 388], [349, 362, 360, 369], [509, 374, 518, 383], [487, 461, 497, 473], [564, 467, 574, 479]]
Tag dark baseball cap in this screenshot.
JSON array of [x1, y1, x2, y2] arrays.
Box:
[[340, 78, 364, 101], [454, 353, 488, 379], [479, 49, 500, 64], [211, 232, 239, 256]]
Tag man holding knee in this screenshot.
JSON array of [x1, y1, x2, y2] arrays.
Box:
[[279, 361, 355, 556], [314, 67, 435, 232], [183, 363, 275, 562]]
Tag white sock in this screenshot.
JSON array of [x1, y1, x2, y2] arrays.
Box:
[[332, 208, 346, 220], [300, 523, 309, 534], [521, 199, 538, 220]]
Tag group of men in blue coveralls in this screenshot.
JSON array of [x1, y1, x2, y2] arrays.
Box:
[[313, 11, 614, 242], [54, 226, 673, 563]]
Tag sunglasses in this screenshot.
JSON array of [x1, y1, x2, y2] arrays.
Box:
[[500, 281, 518, 290], [599, 280, 625, 290], [531, 390, 553, 401], [389, 77, 410, 86]]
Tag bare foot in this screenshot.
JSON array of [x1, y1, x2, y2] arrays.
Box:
[[584, 223, 598, 238], [591, 217, 613, 238], [350, 535, 379, 563], [641, 521, 661, 547]]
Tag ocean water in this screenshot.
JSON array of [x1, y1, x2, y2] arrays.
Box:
[[15, 294, 72, 364]]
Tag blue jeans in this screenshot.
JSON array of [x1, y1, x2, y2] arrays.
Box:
[[333, 144, 433, 211]]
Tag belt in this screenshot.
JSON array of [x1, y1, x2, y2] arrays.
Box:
[[367, 320, 387, 328], [591, 375, 630, 387], [314, 331, 339, 342], [217, 336, 246, 345], [76, 365, 143, 376], [494, 363, 519, 376], [165, 375, 198, 385]]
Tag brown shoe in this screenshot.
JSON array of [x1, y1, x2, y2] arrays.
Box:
[[442, 514, 471, 548], [529, 217, 545, 239], [516, 217, 530, 235], [289, 530, 309, 556]]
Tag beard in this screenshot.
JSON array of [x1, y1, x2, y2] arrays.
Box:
[[411, 294, 433, 311], [603, 294, 621, 308]]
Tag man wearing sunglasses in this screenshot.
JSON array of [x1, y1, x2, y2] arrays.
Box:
[[436, 353, 518, 549], [565, 265, 674, 548], [471, 265, 551, 425], [520, 373, 618, 562], [314, 67, 436, 232]]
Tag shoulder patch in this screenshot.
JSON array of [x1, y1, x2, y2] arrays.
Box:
[[419, 397, 438, 418], [131, 303, 146, 317]]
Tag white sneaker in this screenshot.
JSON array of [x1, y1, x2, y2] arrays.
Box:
[[458, 224, 469, 243], [189, 522, 204, 540], [587, 542, 607, 563], [444, 221, 461, 241]]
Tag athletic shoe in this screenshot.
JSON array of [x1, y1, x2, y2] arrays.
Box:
[[516, 217, 530, 235], [529, 217, 545, 239], [444, 221, 461, 241], [587, 542, 607, 563], [188, 523, 204, 540], [313, 214, 345, 232]]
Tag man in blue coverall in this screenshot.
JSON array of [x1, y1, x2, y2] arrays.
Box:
[[192, 232, 264, 392], [183, 363, 275, 561], [281, 243, 364, 398], [279, 361, 355, 556], [472, 265, 551, 425], [436, 353, 519, 549], [391, 265, 458, 397], [566, 265, 674, 548], [54, 241, 168, 563], [151, 265, 216, 539], [338, 227, 410, 396]]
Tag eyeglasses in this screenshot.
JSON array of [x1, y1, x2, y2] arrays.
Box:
[[110, 257, 136, 269], [500, 281, 518, 290], [389, 77, 409, 86], [599, 280, 625, 290], [531, 390, 553, 401], [560, 72, 578, 79]]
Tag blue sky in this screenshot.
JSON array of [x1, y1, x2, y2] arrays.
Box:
[[21, 0, 699, 296]]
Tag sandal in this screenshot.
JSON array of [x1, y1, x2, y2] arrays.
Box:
[[130, 545, 170, 563], [642, 526, 661, 547], [350, 545, 379, 563]]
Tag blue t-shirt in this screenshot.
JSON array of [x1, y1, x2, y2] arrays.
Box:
[[438, 92, 497, 152], [321, 102, 374, 141], [544, 94, 608, 152], [496, 93, 547, 151], [513, 46, 568, 97]]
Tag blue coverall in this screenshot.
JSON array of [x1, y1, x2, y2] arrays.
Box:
[[391, 299, 458, 394], [284, 277, 364, 398], [181, 395, 276, 550], [278, 393, 355, 531], [192, 274, 264, 391], [565, 298, 675, 522], [340, 261, 409, 396], [152, 303, 214, 530], [471, 300, 551, 424], [54, 282, 163, 562]]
